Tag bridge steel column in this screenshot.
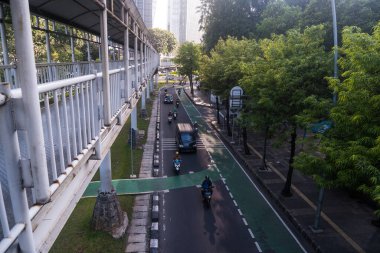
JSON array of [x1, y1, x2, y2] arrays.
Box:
[[99, 151, 113, 192], [100, 0, 111, 125], [10, 0, 50, 204], [0, 83, 36, 253], [123, 10, 130, 100], [134, 25, 138, 91], [131, 106, 137, 130], [140, 38, 144, 86]]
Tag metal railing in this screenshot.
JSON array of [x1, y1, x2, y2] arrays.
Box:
[[0, 60, 150, 251], [0, 61, 126, 88]]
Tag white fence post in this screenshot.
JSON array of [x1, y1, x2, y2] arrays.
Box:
[[10, 0, 50, 204], [0, 82, 36, 252]]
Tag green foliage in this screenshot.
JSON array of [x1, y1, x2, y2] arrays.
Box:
[[174, 42, 201, 93], [257, 0, 302, 38], [295, 23, 380, 215], [149, 28, 177, 54], [200, 37, 260, 98], [199, 0, 269, 52]]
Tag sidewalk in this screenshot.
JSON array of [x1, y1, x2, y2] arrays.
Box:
[[125, 96, 158, 253], [185, 86, 380, 253]]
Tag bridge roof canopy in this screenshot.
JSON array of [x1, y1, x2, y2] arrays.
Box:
[[2, 0, 150, 47]]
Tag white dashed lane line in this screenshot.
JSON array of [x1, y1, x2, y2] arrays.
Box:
[[238, 209, 242, 216], [248, 228, 255, 239], [242, 218, 248, 226], [255, 242, 263, 253]]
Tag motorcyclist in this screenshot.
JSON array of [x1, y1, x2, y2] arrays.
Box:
[[201, 176, 213, 194], [168, 110, 173, 117], [193, 121, 199, 129]]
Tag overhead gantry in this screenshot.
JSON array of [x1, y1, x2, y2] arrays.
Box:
[[0, 0, 159, 252]]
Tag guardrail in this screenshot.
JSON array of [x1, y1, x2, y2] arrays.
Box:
[[0, 61, 150, 251]]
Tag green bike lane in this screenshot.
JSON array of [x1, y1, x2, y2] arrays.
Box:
[[83, 87, 307, 252], [180, 90, 306, 253], [83, 167, 220, 196]]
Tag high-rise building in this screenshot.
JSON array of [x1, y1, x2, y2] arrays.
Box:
[[168, 0, 202, 44], [134, 0, 156, 28], [168, 0, 187, 44]]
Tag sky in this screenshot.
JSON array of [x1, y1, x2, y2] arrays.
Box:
[[153, 0, 168, 29]]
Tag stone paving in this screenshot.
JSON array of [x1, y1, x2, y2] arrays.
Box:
[[125, 97, 158, 253]]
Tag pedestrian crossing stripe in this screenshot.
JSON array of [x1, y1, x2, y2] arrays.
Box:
[[161, 137, 225, 151]]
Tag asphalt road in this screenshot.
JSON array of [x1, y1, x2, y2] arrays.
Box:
[[159, 86, 260, 253]]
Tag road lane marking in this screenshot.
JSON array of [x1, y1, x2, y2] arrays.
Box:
[[225, 185, 229, 191], [242, 218, 248, 226], [248, 228, 255, 239], [238, 209, 242, 216], [255, 242, 262, 253], [212, 132, 307, 253], [181, 92, 307, 252], [229, 192, 234, 199]]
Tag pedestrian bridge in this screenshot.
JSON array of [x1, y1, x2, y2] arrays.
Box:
[[0, 0, 159, 252]]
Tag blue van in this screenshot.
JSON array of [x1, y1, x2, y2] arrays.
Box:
[[176, 123, 197, 152]]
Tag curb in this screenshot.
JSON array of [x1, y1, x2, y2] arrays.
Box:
[[153, 93, 161, 177], [209, 121, 322, 253], [150, 192, 160, 253]]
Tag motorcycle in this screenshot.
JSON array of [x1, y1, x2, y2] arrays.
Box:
[[173, 111, 177, 120], [178, 89, 181, 96], [193, 123, 199, 135], [201, 186, 213, 206], [173, 159, 181, 174], [168, 115, 173, 124]]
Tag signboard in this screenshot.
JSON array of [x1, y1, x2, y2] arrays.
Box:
[[229, 86, 243, 112], [310, 120, 332, 134]]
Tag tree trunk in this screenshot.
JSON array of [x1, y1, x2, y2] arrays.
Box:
[[226, 95, 232, 136], [262, 126, 269, 170], [282, 125, 297, 197], [216, 96, 220, 124], [242, 127, 250, 154]]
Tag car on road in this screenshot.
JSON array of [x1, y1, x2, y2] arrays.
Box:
[[164, 94, 174, 104], [176, 123, 197, 152]]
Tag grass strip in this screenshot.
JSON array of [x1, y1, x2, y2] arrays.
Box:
[[51, 93, 154, 253]]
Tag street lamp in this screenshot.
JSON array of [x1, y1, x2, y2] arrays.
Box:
[[309, 1, 339, 232], [331, 0, 338, 105]]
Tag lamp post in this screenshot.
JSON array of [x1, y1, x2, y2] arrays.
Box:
[[331, 0, 338, 105]]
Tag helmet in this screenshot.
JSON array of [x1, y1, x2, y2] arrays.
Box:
[[205, 176, 209, 180]]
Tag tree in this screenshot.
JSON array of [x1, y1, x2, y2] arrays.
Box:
[[241, 25, 331, 196], [256, 0, 302, 39], [149, 28, 177, 54], [295, 24, 380, 219], [199, 37, 260, 136], [199, 0, 269, 52], [240, 46, 285, 167], [301, 0, 380, 49], [174, 42, 201, 95]]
